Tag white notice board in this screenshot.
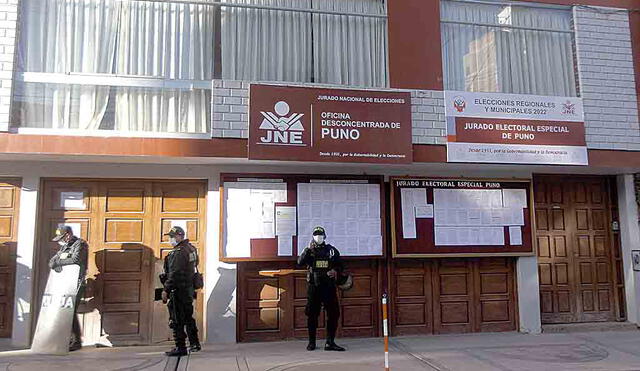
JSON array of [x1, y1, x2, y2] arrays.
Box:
[[223, 181, 288, 258], [392, 177, 534, 258], [297, 182, 382, 256]]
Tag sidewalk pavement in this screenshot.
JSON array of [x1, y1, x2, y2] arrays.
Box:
[[1, 329, 640, 370]]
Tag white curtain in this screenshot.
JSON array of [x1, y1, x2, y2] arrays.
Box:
[[17, 0, 119, 129], [17, 0, 388, 132], [312, 0, 387, 87], [221, 0, 312, 82], [221, 0, 387, 87], [441, 1, 576, 97], [17, 0, 213, 133], [115, 0, 214, 133]]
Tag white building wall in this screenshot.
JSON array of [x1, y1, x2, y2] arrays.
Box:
[[617, 174, 640, 325], [574, 6, 640, 150], [11, 175, 39, 347], [517, 256, 542, 333], [0, 0, 18, 132]]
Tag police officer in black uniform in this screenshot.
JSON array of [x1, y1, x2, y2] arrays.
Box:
[[161, 226, 201, 357], [49, 225, 88, 352], [297, 226, 345, 352]]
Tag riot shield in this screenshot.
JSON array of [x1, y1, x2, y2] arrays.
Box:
[[31, 264, 81, 355]]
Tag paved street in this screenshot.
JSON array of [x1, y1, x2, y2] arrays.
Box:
[[2, 330, 640, 370]]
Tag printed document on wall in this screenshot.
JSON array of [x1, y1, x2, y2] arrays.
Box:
[[509, 226, 523, 245], [224, 181, 288, 258], [297, 182, 382, 256], [415, 204, 434, 218], [503, 189, 527, 208], [278, 236, 293, 256], [275, 206, 297, 236], [401, 188, 417, 239]]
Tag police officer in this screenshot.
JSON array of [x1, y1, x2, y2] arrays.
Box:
[[161, 226, 201, 357], [297, 226, 345, 352], [49, 225, 88, 352]]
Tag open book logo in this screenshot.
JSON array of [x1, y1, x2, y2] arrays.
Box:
[[258, 101, 306, 146]]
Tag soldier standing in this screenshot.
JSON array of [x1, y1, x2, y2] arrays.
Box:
[[297, 226, 346, 352], [161, 226, 201, 356], [49, 225, 88, 352]]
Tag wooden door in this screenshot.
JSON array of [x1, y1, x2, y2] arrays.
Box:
[[293, 260, 381, 339], [391, 258, 517, 335], [36, 180, 97, 340], [238, 261, 294, 342], [389, 260, 433, 336], [154, 182, 207, 341], [475, 258, 518, 332], [93, 181, 155, 345], [0, 179, 20, 338], [433, 259, 475, 334], [37, 179, 206, 345], [238, 260, 381, 342], [535, 176, 618, 324]]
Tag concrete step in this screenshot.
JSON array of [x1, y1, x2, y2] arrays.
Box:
[[542, 322, 639, 333]]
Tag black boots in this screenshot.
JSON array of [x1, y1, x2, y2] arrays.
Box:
[[189, 343, 202, 353], [68, 342, 82, 352], [324, 341, 345, 351], [307, 341, 316, 351], [165, 347, 188, 357], [307, 328, 317, 351]]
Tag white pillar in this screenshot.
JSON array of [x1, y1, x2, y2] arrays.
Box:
[[11, 176, 40, 347], [516, 255, 542, 333], [617, 174, 640, 325], [204, 174, 237, 343]]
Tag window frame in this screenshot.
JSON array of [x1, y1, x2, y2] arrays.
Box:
[[439, 0, 579, 97], [12, 0, 390, 138]]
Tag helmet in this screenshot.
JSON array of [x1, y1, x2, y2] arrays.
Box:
[[336, 273, 353, 291], [164, 226, 185, 237]]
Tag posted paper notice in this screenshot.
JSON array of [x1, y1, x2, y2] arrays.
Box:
[[509, 226, 523, 245], [275, 206, 297, 236], [278, 236, 293, 256]]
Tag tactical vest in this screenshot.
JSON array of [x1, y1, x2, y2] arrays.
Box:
[[307, 244, 337, 286]]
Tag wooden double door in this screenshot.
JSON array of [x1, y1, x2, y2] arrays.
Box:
[[237, 258, 516, 341], [36, 179, 206, 345], [0, 179, 20, 338], [535, 176, 623, 324], [237, 260, 382, 342], [391, 258, 517, 335]]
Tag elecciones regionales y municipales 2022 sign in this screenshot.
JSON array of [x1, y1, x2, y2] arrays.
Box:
[[444, 91, 588, 166]]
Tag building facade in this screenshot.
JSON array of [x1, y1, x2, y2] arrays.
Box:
[[0, 0, 639, 346]]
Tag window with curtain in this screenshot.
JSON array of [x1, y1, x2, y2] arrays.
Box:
[[220, 0, 388, 86], [16, 0, 214, 133], [441, 0, 577, 97], [14, 0, 388, 134]]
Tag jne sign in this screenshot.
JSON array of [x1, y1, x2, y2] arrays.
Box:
[[445, 91, 587, 165], [248, 84, 413, 164]]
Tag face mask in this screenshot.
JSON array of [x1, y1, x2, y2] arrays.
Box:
[[313, 235, 325, 244], [170, 237, 178, 247], [58, 240, 67, 247]]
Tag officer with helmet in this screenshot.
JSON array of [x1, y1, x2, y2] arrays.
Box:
[[49, 225, 88, 351], [297, 226, 347, 352], [160, 226, 201, 356]]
